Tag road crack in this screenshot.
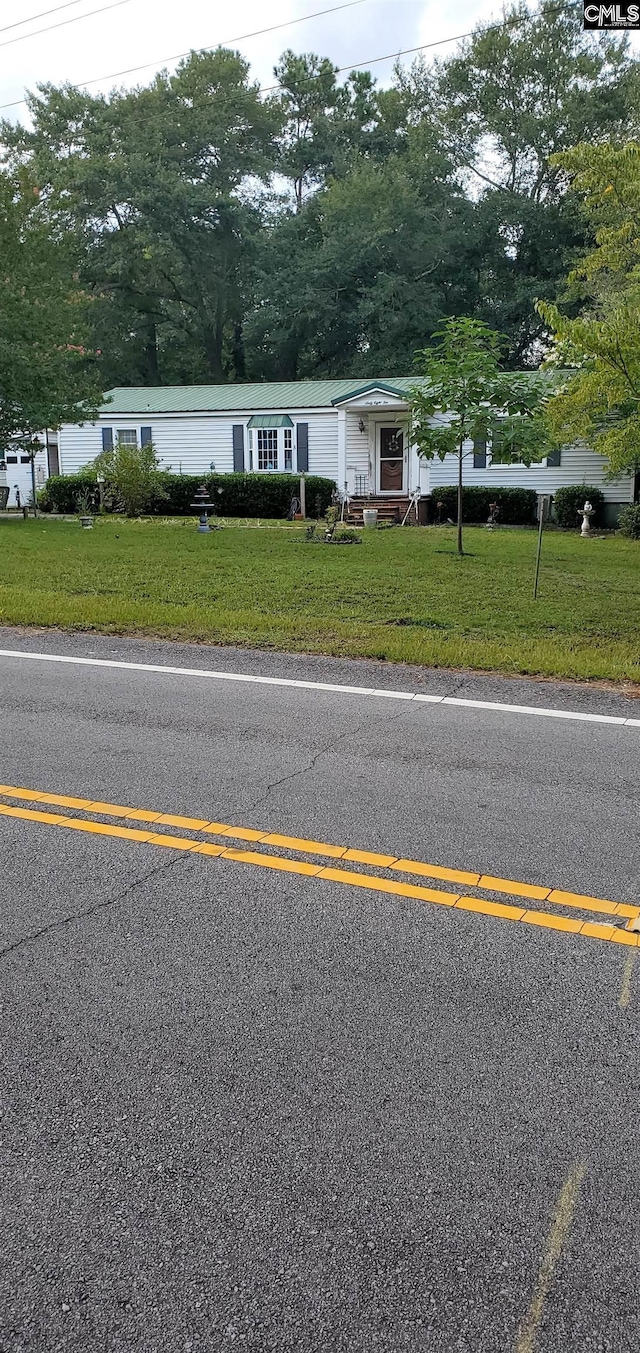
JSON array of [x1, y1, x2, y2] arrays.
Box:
[[0, 850, 191, 963], [247, 704, 410, 813]]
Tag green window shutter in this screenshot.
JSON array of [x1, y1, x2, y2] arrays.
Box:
[[101, 427, 113, 452], [140, 426, 152, 446]]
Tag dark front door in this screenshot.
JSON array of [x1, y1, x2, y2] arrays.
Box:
[[379, 427, 404, 492]]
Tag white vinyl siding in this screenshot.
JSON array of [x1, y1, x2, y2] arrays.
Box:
[[345, 412, 371, 494], [59, 410, 341, 482], [425, 440, 634, 504]]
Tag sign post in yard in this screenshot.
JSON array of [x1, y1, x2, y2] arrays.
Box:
[[533, 494, 551, 599]]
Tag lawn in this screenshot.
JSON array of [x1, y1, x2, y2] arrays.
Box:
[[1, 516, 639, 683]]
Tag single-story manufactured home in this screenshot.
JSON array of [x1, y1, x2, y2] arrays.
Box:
[[57, 379, 637, 524]]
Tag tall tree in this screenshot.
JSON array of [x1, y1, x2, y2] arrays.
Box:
[[273, 52, 382, 211], [246, 132, 476, 379], [397, 1, 632, 364], [2, 50, 281, 386], [0, 166, 102, 453], [539, 142, 640, 478]]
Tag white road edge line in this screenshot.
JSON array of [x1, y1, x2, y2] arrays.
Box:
[[0, 647, 636, 728]]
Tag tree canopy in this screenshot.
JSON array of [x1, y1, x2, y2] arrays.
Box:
[[540, 142, 640, 478], [0, 0, 636, 396], [0, 166, 102, 451]]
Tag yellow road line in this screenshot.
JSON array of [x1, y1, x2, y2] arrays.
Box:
[[619, 951, 636, 1009], [0, 781, 636, 924], [515, 1162, 585, 1353], [0, 799, 638, 951]]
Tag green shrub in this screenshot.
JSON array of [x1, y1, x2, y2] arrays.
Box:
[[91, 441, 165, 517], [39, 471, 335, 518], [552, 485, 605, 529], [427, 485, 537, 525], [38, 473, 98, 514], [618, 504, 640, 538]]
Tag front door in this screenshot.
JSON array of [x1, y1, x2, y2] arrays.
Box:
[[378, 427, 405, 493]]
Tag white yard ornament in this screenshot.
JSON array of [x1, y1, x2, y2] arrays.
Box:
[[579, 500, 595, 537], [401, 487, 421, 527]]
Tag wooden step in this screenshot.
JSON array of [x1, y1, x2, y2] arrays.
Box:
[[346, 498, 416, 525]]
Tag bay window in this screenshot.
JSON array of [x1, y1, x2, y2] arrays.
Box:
[[247, 415, 295, 472]]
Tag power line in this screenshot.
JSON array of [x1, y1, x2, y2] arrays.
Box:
[[0, 0, 132, 49], [0, 0, 88, 35], [260, 1, 572, 90], [0, 0, 367, 108], [0, 0, 607, 115], [260, 28, 505, 93]]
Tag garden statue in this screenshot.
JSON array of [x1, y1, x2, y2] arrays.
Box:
[[579, 500, 594, 537], [486, 502, 500, 528]]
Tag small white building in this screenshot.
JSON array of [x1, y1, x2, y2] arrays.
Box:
[[0, 433, 58, 509], [57, 379, 636, 524]]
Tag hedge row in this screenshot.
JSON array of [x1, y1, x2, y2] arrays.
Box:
[[428, 486, 538, 525], [39, 472, 336, 519]]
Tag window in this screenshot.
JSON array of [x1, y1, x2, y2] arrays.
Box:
[[489, 447, 519, 466], [284, 427, 293, 471], [489, 420, 526, 466], [20, 456, 32, 464], [257, 428, 278, 471], [117, 429, 138, 446], [6, 455, 17, 464]]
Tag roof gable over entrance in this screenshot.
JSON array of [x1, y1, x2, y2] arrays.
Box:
[[331, 381, 409, 407]]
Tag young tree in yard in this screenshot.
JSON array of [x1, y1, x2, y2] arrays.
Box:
[[0, 166, 101, 455], [408, 318, 552, 556], [538, 143, 640, 477]]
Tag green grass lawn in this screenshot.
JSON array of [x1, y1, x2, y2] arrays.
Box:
[[1, 516, 639, 683]]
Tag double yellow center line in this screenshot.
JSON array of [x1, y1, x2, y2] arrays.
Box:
[[0, 781, 637, 949]]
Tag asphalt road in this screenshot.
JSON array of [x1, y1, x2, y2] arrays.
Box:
[[0, 629, 638, 1353]]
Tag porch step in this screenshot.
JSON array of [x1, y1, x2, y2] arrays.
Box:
[[346, 497, 416, 526]]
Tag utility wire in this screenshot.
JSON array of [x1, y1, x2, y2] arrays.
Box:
[[260, 1, 571, 90], [0, 0, 603, 114], [0, 0, 132, 49], [0, 0, 367, 107], [0, 0, 88, 35]]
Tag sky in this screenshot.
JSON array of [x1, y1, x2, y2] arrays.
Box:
[[0, 0, 518, 123]]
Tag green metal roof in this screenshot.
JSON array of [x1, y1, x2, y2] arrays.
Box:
[[100, 378, 428, 416], [247, 413, 294, 428]]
